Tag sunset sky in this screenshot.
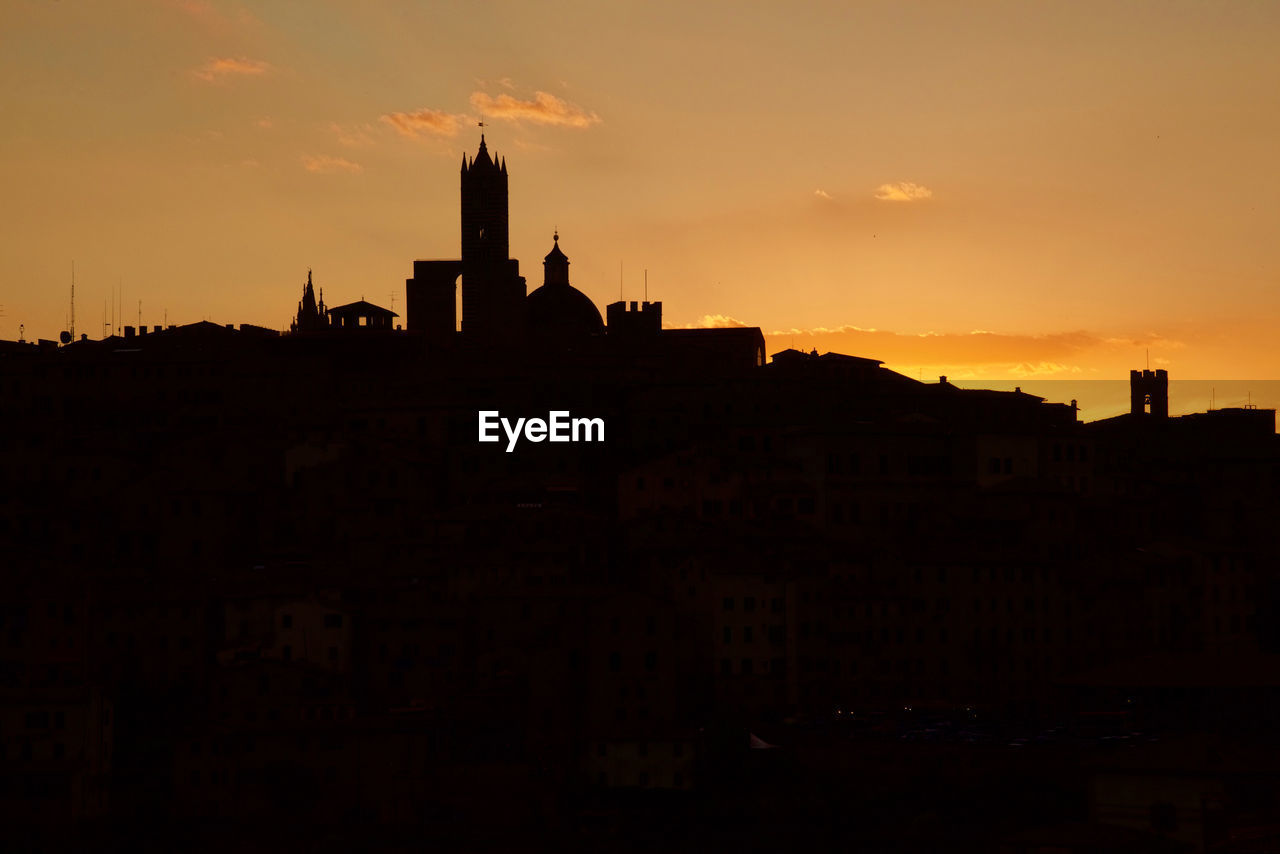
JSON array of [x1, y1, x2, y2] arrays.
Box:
[[3, 1, 1279, 402]]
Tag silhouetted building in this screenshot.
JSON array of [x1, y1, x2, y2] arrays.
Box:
[[1131, 368, 1169, 418], [326, 300, 398, 331], [290, 270, 329, 333], [527, 232, 604, 342], [4, 135, 1280, 853]]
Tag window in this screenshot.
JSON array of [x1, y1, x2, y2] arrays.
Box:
[[609, 652, 621, 672], [644, 651, 657, 672], [723, 627, 732, 644], [281, 614, 293, 629], [743, 627, 754, 643], [323, 614, 343, 629], [722, 597, 734, 611], [744, 596, 756, 612]]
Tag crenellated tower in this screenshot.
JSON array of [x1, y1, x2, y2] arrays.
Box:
[[460, 135, 509, 265], [457, 135, 526, 342]]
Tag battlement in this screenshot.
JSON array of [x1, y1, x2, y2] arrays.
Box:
[[606, 300, 662, 337], [1130, 368, 1169, 418]]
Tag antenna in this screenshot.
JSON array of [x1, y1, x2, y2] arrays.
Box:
[[1146, 348, 1149, 371], [619, 261, 623, 301], [137, 299, 141, 328], [644, 269, 648, 302], [70, 261, 76, 340]]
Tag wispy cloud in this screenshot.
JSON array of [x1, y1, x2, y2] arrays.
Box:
[[255, 117, 273, 129], [470, 91, 601, 128], [874, 181, 933, 202], [1008, 362, 1085, 377], [329, 122, 376, 147], [513, 137, 552, 152], [380, 109, 462, 139], [684, 314, 749, 329], [194, 56, 269, 82], [814, 189, 833, 200], [301, 154, 362, 175]]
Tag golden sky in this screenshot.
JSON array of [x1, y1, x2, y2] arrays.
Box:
[[3, 0, 1279, 389]]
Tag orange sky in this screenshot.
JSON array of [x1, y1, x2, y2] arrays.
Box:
[[3, 1, 1279, 394]]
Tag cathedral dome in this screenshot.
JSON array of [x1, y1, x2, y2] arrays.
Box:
[[527, 282, 604, 337], [527, 232, 603, 338]]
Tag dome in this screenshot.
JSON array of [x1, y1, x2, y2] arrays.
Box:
[[527, 282, 604, 337], [527, 232, 603, 338]]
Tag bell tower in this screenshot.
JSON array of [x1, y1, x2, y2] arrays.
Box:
[[460, 134, 509, 265], [458, 135, 525, 342]]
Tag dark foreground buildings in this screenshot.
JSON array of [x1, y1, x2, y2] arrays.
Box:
[[1, 139, 1279, 852]]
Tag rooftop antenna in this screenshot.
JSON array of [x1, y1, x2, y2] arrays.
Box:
[[644, 269, 648, 302], [1146, 348, 1149, 371], [70, 261, 76, 340], [388, 292, 397, 313], [137, 299, 141, 328], [619, 261, 623, 301]]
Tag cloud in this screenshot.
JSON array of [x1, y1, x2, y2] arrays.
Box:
[[693, 315, 749, 329], [513, 137, 552, 152], [814, 189, 832, 200], [874, 181, 933, 202], [470, 91, 601, 128], [381, 109, 462, 139], [194, 56, 269, 82], [255, 117, 272, 129], [301, 154, 362, 175], [329, 122, 376, 147], [1008, 362, 1085, 378]]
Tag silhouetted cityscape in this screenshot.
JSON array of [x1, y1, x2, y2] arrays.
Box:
[[2, 137, 1278, 853]]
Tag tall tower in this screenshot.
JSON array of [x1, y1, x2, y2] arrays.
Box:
[[460, 135, 509, 265], [459, 135, 525, 342], [1130, 369, 1169, 418]]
